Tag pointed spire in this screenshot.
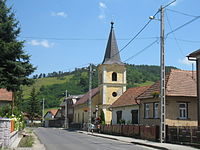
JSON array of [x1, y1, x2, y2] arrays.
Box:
[[102, 22, 123, 65]]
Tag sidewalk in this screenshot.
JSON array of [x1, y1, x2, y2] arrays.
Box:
[[78, 131, 199, 150], [9, 129, 45, 150]]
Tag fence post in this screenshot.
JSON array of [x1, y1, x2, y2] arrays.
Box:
[[177, 126, 179, 142], [190, 126, 193, 143]]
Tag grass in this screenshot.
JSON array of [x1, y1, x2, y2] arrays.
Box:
[[18, 135, 34, 147], [134, 81, 154, 87], [22, 75, 73, 99]]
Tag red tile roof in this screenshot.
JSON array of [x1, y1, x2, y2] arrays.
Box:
[[0, 89, 12, 101], [138, 69, 197, 99], [110, 86, 151, 108], [75, 87, 100, 106], [49, 109, 59, 116]]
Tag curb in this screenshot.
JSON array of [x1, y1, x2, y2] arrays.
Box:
[[33, 131, 46, 150], [78, 131, 169, 150], [130, 141, 168, 150]]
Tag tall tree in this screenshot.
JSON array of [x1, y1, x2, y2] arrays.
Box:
[[27, 87, 41, 123], [0, 0, 35, 93]]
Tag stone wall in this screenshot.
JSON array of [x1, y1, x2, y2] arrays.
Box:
[[0, 118, 18, 147]]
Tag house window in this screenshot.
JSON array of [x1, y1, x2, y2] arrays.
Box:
[[112, 72, 117, 81], [116, 111, 122, 124], [144, 103, 150, 118], [179, 103, 187, 119], [154, 103, 159, 118]]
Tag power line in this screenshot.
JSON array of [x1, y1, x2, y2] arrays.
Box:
[[166, 15, 200, 38], [166, 8, 198, 18], [20, 36, 158, 41], [124, 39, 159, 63], [166, 10, 185, 57], [111, 10, 160, 58], [170, 38, 200, 43]]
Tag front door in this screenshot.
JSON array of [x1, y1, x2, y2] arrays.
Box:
[[131, 110, 138, 124]]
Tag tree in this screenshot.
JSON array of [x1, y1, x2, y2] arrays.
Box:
[[27, 87, 41, 123], [0, 0, 35, 93]]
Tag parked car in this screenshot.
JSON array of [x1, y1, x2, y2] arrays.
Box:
[[87, 123, 100, 133]]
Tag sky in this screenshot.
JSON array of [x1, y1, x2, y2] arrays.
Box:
[[7, 0, 200, 75]]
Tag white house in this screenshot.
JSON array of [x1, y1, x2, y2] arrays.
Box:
[[110, 86, 150, 125], [44, 109, 59, 127]]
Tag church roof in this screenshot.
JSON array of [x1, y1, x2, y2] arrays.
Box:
[[102, 22, 123, 65]]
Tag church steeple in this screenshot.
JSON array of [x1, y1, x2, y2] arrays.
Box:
[[102, 22, 123, 65]]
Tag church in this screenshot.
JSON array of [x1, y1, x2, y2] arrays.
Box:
[[74, 22, 126, 124]]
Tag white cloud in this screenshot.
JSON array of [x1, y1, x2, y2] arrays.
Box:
[[99, 2, 107, 9], [99, 14, 105, 19], [98, 2, 107, 20], [51, 12, 68, 18], [179, 57, 193, 65], [29, 40, 54, 48]]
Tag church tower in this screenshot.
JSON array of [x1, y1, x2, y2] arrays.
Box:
[[98, 22, 126, 124]]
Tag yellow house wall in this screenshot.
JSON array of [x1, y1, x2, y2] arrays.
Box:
[[166, 97, 197, 126], [73, 93, 100, 124], [139, 96, 198, 126]]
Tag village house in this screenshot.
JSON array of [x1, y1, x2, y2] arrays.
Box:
[[137, 69, 197, 127], [110, 86, 150, 125], [74, 87, 100, 124], [44, 109, 59, 127], [0, 89, 12, 107], [60, 95, 83, 124], [74, 22, 126, 124], [187, 49, 200, 127]]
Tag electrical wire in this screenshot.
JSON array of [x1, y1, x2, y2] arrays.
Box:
[[20, 36, 158, 41], [166, 10, 185, 57], [124, 39, 159, 63], [166, 9, 198, 18], [166, 15, 200, 38], [110, 10, 160, 59], [168, 38, 200, 43]]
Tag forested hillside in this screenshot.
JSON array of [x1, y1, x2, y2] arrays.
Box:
[[22, 64, 176, 108]]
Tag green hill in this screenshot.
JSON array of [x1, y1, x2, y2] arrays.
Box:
[[22, 64, 177, 109], [22, 75, 73, 99]]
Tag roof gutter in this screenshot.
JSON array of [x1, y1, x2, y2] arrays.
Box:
[[187, 56, 197, 61]]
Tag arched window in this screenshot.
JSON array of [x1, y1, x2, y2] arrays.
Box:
[[112, 72, 117, 81]]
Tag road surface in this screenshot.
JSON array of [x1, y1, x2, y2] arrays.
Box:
[[34, 128, 155, 150]]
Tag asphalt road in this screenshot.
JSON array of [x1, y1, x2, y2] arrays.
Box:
[[34, 128, 155, 150]]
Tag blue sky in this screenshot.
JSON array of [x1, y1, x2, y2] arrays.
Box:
[[7, 0, 200, 75]]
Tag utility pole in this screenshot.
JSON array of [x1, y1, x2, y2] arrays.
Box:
[[149, 0, 175, 143], [160, 5, 166, 143], [42, 98, 45, 123], [88, 64, 92, 132], [65, 90, 68, 129]]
